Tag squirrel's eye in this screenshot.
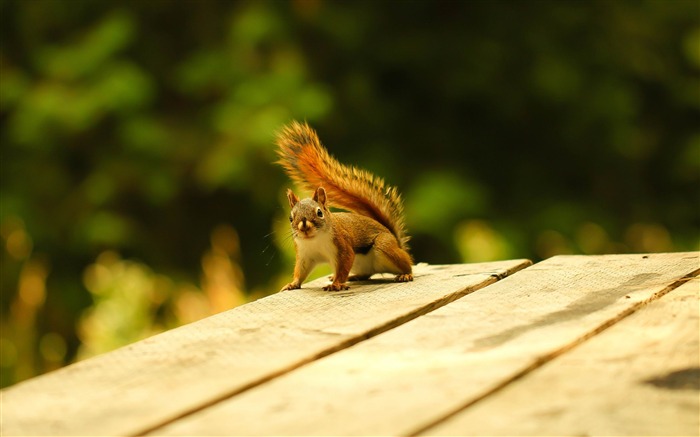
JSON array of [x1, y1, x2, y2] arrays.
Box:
[[316, 208, 323, 218], [289, 215, 293, 222]]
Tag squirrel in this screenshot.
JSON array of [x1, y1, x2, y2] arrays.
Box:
[[276, 121, 414, 291]]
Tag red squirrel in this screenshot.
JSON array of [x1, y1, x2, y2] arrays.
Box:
[[276, 121, 413, 291]]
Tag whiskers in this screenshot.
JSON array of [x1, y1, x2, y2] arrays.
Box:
[[261, 226, 295, 267]]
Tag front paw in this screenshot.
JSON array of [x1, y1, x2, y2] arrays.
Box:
[[280, 281, 301, 291], [323, 282, 349, 291]]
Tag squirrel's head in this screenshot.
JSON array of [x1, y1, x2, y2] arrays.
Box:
[[287, 187, 330, 239]]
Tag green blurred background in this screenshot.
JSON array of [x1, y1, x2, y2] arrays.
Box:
[[1, 0, 698, 388]]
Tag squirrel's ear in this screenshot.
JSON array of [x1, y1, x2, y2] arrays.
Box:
[[286, 189, 299, 208], [313, 187, 327, 206]]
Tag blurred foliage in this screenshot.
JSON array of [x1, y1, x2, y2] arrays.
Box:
[[0, 0, 698, 388]]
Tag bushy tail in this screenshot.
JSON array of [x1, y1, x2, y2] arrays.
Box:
[[276, 121, 409, 249]]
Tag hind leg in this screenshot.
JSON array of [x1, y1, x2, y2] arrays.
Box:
[[373, 233, 413, 282]]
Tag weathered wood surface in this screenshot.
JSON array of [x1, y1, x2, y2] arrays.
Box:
[[151, 252, 699, 436], [0, 260, 529, 436], [425, 278, 699, 436]]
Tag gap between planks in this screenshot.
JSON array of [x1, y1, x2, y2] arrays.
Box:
[[410, 267, 700, 436], [424, 277, 699, 436]]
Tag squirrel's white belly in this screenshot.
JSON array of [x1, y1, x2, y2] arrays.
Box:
[[351, 251, 375, 275], [352, 247, 400, 276]]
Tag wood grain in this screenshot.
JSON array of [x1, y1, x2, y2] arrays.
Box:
[[0, 260, 529, 436], [425, 278, 699, 436], [149, 252, 699, 436]]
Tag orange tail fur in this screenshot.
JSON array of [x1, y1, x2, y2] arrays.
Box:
[[276, 121, 410, 249]]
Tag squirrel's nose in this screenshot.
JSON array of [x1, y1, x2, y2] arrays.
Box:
[[298, 218, 309, 231]]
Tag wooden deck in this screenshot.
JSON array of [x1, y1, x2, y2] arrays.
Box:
[[1, 252, 698, 436]]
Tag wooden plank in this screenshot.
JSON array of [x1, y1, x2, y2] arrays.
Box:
[[0, 260, 529, 437], [425, 278, 700, 436], [149, 252, 699, 436]]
